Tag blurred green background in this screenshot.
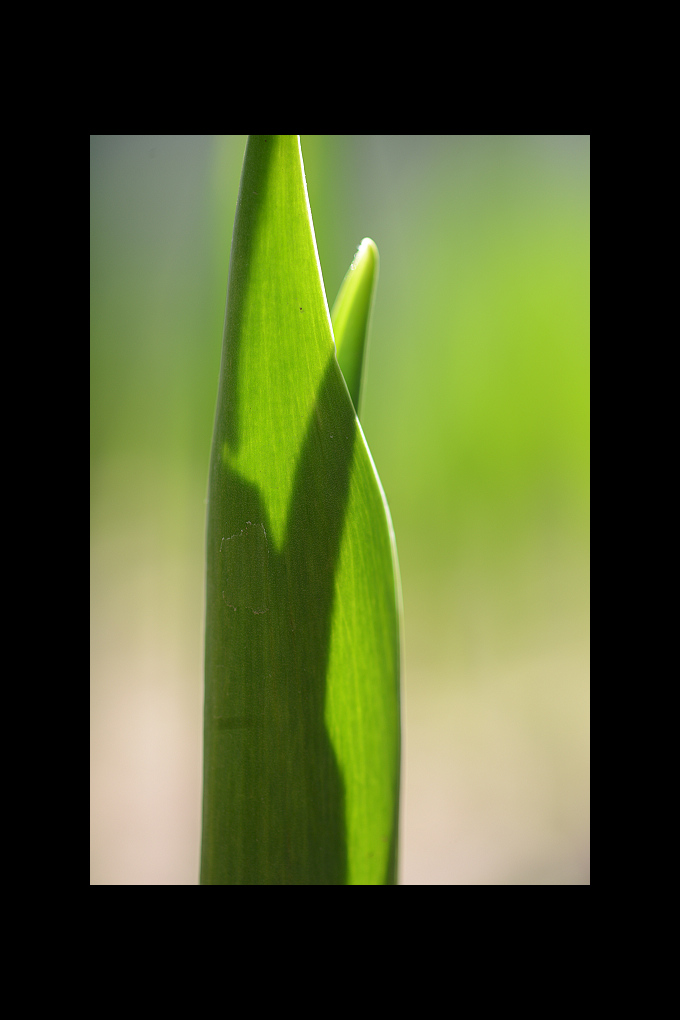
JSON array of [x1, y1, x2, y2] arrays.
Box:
[[90, 135, 589, 885]]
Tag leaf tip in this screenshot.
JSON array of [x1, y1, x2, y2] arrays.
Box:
[[353, 237, 379, 272]]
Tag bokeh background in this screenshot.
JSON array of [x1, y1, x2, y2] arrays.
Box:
[[90, 135, 589, 885]]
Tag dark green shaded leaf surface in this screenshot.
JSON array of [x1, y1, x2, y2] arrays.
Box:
[[201, 136, 401, 885]]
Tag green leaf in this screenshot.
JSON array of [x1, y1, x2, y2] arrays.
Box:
[[201, 135, 401, 885], [331, 237, 379, 418]]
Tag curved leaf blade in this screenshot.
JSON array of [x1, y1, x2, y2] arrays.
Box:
[[201, 135, 400, 885], [331, 237, 379, 418]]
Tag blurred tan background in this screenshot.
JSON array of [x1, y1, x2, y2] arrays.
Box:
[[90, 135, 589, 884]]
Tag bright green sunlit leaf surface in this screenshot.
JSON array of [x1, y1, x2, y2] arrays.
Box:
[[201, 135, 401, 885], [331, 237, 379, 418]]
